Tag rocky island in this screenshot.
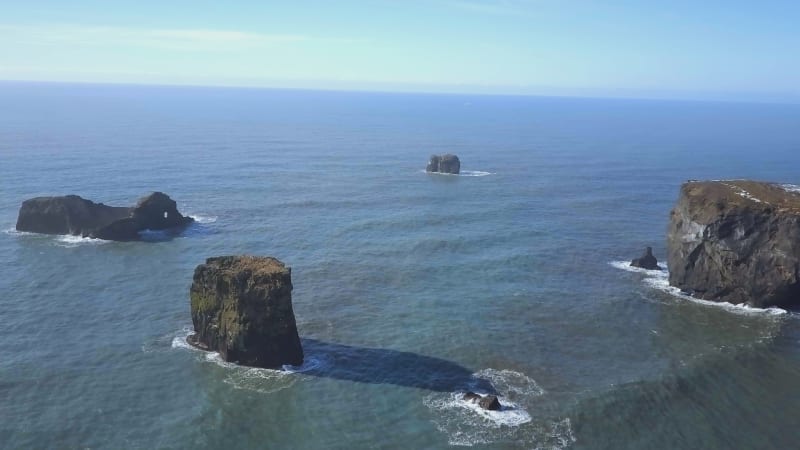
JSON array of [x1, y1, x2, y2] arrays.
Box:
[[667, 180, 800, 308], [426, 154, 461, 174], [188, 256, 304, 368], [15, 192, 194, 241]]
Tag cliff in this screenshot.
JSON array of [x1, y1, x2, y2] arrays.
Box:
[[667, 180, 800, 308]]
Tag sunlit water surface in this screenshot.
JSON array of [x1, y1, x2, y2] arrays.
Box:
[[2, 83, 800, 449]]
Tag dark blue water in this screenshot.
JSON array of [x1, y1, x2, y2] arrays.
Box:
[[2, 82, 800, 449]]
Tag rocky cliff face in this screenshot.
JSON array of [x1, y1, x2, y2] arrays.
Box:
[[426, 154, 461, 174], [667, 180, 800, 308], [15, 192, 194, 241], [189, 256, 304, 368]]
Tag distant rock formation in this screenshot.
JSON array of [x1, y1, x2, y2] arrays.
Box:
[[15, 192, 193, 241], [667, 180, 800, 308], [426, 154, 461, 174], [463, 391, 502, 411], [630, 247, 662, 270], [188, 256, 304, 368]]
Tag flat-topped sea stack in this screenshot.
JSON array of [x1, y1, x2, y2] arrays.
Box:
[[667, 180, 800, 308], [426, 154, 460, 174], [188, 256, 304, 368], [15, 192, 194, 241]]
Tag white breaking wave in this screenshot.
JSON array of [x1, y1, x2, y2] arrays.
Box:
[[170, 327, 197, 351], [3, 227, 29, 236], [473, 368, 544, 398], [609, 261, 786, 316], [780, 184, 800, 194], [188, 214, 218, 224], [420, 169, 494, 177], [460, 170, 493, 177], [54, 234, 110, 247], [422, 368, 575, 448], [609, 260, 669, 276], [5, 227, 111, 247], [425, 391, 532, 428], [171, 328, 324, 393]]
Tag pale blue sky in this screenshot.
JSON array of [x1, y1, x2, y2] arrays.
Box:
[[1, 0, 798, 101]]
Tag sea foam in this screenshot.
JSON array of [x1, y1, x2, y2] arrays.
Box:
[[420, 169, 494, 177], [54, 234, 110, 247], [425, 391, 532, 428], [421, 368, 575, 447], [780, 184, 800, 194], [188, 214, 218, 224], [460, 170, 493, 177], [3, 227, 28, 236], [5, 226, 111, 247], [171, 327, 324, 393], [609, 261, 787, 316]]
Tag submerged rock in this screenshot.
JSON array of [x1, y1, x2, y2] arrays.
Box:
[[15, 192, 193, 241], [463, 391, 482, 402], [630, 246, 662, 270], [189, 256, 304, 368], [463, 391, 502, 411], [426, 154, 461, 174], [667, 180, 800, 308]]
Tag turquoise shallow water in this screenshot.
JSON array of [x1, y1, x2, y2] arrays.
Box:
[[2, 82, 800, 449]]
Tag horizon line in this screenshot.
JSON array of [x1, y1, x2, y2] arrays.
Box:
[[1, 78, 798, 107]]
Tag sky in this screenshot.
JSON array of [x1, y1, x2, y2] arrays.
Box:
[[1, 0, 799, 101]]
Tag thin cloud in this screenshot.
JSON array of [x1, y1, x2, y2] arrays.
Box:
[[0, 24, 360, 52], [448, 0, 538, 16]]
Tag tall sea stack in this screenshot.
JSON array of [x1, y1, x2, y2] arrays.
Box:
[[189, 256, 304, 368], [667, 180, 800, 308]]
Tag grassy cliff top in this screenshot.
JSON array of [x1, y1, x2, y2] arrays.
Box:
[[203, 255, 289, 276], [682, 180, 800, 216]]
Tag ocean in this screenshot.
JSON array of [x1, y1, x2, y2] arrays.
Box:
[[2, 82, 800, 449]]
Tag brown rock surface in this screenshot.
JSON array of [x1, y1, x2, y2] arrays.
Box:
[[189, 256, 304, 368]]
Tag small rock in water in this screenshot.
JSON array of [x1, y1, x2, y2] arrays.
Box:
[[630, 246, 662, 270], [478, 395, 502, 411], [462, 391, 502, 411]]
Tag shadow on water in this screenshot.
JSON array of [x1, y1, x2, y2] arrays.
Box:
[[138, 221, 215, 242], [299, 339, 496, 394]]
